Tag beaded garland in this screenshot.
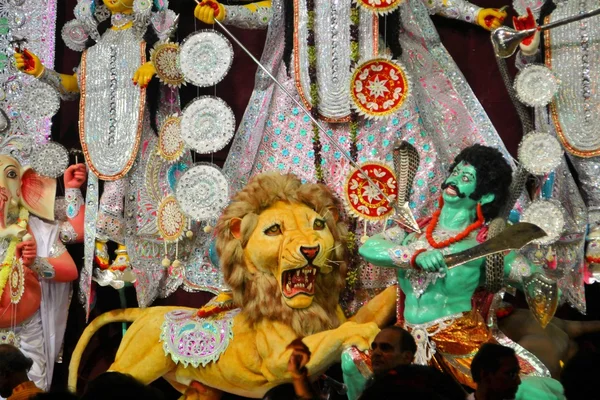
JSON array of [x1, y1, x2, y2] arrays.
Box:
[[425, 198, 484, 249], [0, 208, 29, 300]]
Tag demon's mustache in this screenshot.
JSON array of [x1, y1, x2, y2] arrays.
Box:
[[441, 181, 466, 198]]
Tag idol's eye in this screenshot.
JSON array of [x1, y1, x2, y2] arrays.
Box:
[[264, 224, 282, 236], [452, 170, 459, 176], [313, 219, 326, 230], [462, 175, 470, 182], [6, 169, 16, 179]]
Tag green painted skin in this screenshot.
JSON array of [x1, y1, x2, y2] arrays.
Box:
[[360, 162, 532, 325]]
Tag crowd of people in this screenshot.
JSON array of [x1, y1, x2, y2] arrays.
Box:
[[1, 326, 596, 400]]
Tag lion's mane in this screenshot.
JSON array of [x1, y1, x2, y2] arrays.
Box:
[[215, 172, 348, 336]]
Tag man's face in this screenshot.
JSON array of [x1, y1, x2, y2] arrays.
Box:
[[442, 161, 479, 208], [370, 329, 412, 376], [483, 355, 521, 399]]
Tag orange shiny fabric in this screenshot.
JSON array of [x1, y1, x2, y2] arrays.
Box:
[[8, 381, 43, 400], [406, 310, 493, 388]]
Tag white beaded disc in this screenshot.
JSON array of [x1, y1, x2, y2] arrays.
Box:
[[179, 30, 233, 87], [514, 64, 560, 107], [19, 81, 60, 118], [521, 200, 565, 245], [181, 96, 236, 154], [518, 131, 563, 175], [31, 142, 69, 178], [175, 164, 229, 221]]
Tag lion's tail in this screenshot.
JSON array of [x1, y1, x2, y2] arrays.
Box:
[[68, 308, 145, 392]]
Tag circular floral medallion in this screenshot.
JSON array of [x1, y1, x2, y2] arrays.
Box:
[[521, 200, 565, 245], [9, 261, 25, 304], [344, 162, 398, 221], [31, 142, 69, 178], [158, 115, 185, 162], [175, 164, 229, 221], [158, 195, 186, 242], [151, 42, 184, 88], [181, 96, 236, 154], [19, 81, 60, 119], [61, 19, 89, 52], [354, 0, 404, 14], [179, 30, 234, 87], [518, 131, 563, 175], [350, 58, 410, 119], [514, 64, 560, 107]]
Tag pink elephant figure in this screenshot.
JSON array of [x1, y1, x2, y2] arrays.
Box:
[[0, 158, 85, 391]]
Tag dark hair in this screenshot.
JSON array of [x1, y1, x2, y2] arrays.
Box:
[[363, 364, 465, 400], [262, 383, 297, 399], [383, 325, 417, 355], [561, 350, 600, 400], [470, 343, 516, 383], [32, 392, 79, 400], [81, 372, 165, 400], [0, 344, 34, 375], [448, 144, 513, 221]]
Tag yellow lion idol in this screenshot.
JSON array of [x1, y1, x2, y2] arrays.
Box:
[[68, 172, 395, 399]]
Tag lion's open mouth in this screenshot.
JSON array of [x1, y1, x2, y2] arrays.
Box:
[[282, 265, 317, 298]]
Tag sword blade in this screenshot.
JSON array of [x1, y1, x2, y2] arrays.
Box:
[[444, 222, 546, 269]]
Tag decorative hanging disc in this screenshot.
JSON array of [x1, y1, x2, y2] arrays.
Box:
[[19, 81, 60, 119], [157, 195, 187, 242], [179, 30, 234, 87], [514, 64, 560, 107], [151, 42, 185, 88], [158, 115, 186, 162], [354, 0, 404, 14], [518, 131, 563, 175], [61, 19, 89, 52], [31, 142, 69, 178], [344, 162, 398, 221], [175, 164, 229, 221], [350, 58, 410, 119], [521, 200, 565, 245], [181, 96, 236, 154], [9, 262, 25, 304]]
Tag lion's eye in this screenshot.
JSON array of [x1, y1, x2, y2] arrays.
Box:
[[313, 219, 326, 231], [264, 224, 282, 236]]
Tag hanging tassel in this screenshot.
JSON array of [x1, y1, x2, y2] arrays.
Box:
[[161, 240, 171, 267], [360, 222, 369, 243]]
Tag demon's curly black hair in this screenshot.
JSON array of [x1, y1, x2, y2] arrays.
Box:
[[447, 144, 513, 221]]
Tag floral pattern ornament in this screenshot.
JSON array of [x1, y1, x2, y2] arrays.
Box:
[[157, 195, 186, 243], [158, 115, 185, 162], [350, 58, 410, 119], [150, 42, 184, 88], [160, 308, 240, 368], [344, 162, 398, 221], [354, 0, 404, 14]]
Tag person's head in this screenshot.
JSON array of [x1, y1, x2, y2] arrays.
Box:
[[262, 383, 297, 400], [32, 392, 79, 400], [0, 344, 34, 398], [370, 326, 416, 377], [443, 144, 512, 221], [361, 364, 465, 400], [561, 349, 600, 399], [471, 344, 521, 399], [81, 372, 164, 400]]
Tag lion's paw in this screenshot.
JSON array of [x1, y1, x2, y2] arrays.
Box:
[[340, 321, 380, 351]]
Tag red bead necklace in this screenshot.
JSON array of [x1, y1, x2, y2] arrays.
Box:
[[426, 197, 484, 249]]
